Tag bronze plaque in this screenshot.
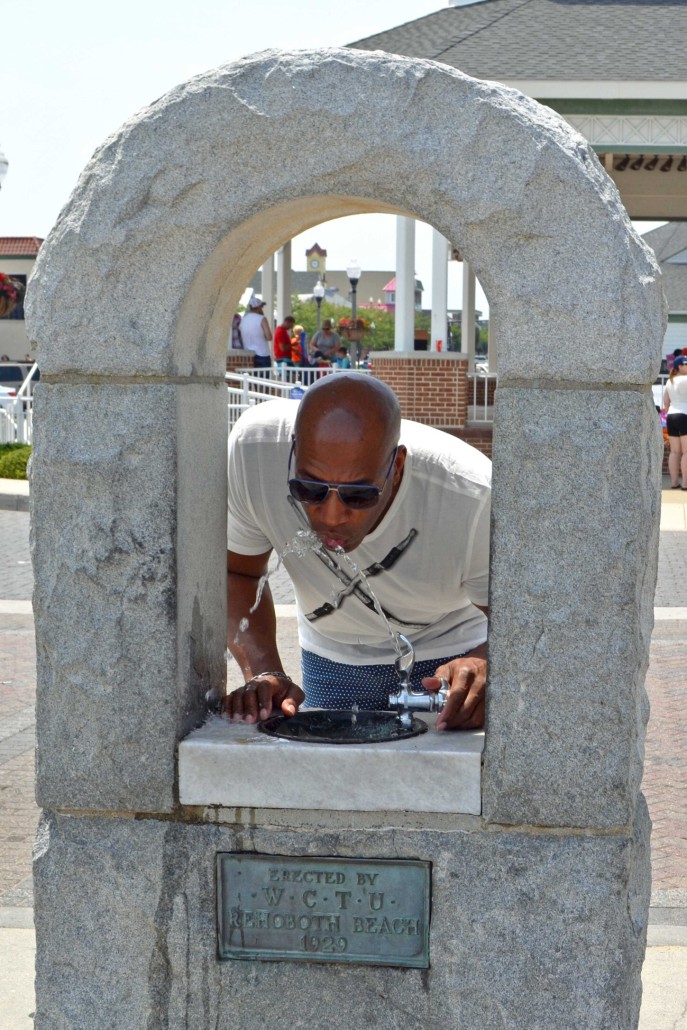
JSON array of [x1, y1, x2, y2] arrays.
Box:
[[217, 853, 431, 968]]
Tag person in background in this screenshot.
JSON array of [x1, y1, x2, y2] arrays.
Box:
[[663, 355, 687, 489], [334, 345, 351, 369], [667, 348, 685, 373], [290, 324, 308, 367], [273, 315, 295, 368], [240, 297, 273, 368], [309, 319, 340, 362], [224, 374, 490, 731], [231, 313, 244, 350]]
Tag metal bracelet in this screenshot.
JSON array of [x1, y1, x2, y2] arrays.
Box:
[[245, 671, 296, 688]]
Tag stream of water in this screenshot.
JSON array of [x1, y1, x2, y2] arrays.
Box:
[[233, 522, 413, 725]]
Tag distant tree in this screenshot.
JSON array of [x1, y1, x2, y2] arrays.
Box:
[[290, 297, 401, 352], [288, 298, 464, 354], [446, 318, 488, 353], [290, 297, 342, 340], [358, 306, 395, 351]]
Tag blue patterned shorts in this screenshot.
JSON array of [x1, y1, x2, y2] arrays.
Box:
[[301, 649, 467, 710]]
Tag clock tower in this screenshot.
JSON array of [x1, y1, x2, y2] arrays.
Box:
[[305, 242, 327, 280]]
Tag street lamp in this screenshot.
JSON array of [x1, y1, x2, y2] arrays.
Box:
[[313, 279, 325, 330], [346, 258, 362, 367]]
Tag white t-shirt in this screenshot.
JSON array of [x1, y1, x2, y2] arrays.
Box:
[[240, 312, 270, 357], [665, 376, 687, 415], [227, 400, 491, 665]]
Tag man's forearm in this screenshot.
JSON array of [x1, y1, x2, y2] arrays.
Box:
[[227, 571, 283, 680]]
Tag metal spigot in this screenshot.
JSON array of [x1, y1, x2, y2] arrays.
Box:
[[389, 634, 450, 715], [389, 679, 451, 713]]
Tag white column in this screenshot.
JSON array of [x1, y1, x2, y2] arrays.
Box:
[[261, 253, 275, 329], [430, 229, 449, 352], [276, 241, 292, 325], [461, 260, 476, 370], [394, 216, 415, 352]]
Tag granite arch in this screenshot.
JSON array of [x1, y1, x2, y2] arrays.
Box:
[[27, 48, 664, 824]]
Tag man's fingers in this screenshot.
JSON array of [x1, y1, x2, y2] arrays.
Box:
[[437, 684, 480, 730], [440, 697, 484, 731], [221, 683, 263, 723], [256, 680, 275, 722], [240, 685, 260, 723], [222, 677, 304, 723], [280, 682, 305, 717], [431, 657, 487, 731]]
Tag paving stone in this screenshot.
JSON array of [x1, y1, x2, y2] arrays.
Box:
[[0, 512, 32, 601]]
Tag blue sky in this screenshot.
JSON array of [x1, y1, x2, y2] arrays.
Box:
[[0, 0, 662, 312]]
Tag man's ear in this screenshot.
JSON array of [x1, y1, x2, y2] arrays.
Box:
[[394, 445, 407, 480]]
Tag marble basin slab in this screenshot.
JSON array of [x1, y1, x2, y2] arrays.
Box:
[[178, 714, 484, 814]]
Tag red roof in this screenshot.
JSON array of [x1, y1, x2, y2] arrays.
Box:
[[0, 237, 44, 256]]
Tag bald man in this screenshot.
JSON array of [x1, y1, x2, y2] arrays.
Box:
[[224, 374, 490, 731]]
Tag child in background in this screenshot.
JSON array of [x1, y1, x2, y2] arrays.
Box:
[[334, 345, 351, 368], [291, 325, 307, 366]]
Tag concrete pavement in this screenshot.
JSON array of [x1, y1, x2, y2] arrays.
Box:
[[1, 479, 686, 1027]]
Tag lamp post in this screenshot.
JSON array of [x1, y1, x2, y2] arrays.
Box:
[[346, 258, 361, 367], [313, 279, 325, 330]]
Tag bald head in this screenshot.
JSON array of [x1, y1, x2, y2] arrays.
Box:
[[290, 375, 405, 551], [294, 373, 401, 453]]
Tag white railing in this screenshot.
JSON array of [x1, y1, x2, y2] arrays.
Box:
[[467, 369, 498, 424], [0, 363, 37, 444], [0, 396, 33, 444], [226, 366, 371, 430]]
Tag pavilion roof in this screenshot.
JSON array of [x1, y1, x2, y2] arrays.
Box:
[[642, 222, 687, 263], [349, 0, 687, 82]]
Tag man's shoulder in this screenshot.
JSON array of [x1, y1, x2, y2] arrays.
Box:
[[231, 399, 297, 444], [401, 420, 491, 489]]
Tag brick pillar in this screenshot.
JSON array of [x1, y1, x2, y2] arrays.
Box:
[[371, 351, 468, 428]]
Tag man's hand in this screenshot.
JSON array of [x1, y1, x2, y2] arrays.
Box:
[[222, 673, 305, 724], [422, 647, 487, 730]]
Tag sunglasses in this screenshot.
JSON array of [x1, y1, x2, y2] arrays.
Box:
[[287, 442, 398, 510]]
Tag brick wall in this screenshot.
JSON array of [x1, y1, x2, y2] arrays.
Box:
[[371, 352, 469, 427], [370, 351, 494, 458], [226, 351, 254, 372]]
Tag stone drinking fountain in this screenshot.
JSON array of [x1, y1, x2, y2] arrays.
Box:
[[27, 48, 664, 1028], [255, 623, 444, 744]]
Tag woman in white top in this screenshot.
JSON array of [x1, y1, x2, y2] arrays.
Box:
[[240, 296, 273, 368], [663, 355, 687, 490]]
